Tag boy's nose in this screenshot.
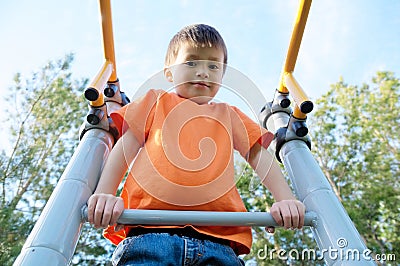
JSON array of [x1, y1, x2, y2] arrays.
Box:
[[196, 65, 209, 79]]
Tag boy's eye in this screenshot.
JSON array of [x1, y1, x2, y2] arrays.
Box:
[[185, 61, 196, 67], [208, 64, 220, 70]]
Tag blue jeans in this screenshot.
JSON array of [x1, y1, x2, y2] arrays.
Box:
[[111, 233, 245, 266]]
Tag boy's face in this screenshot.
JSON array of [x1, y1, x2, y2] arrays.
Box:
[[165, 44, 225, 105]]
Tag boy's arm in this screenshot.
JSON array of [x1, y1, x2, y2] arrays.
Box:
[[247, 142, 305, 231], [87, 129, 141, 229]]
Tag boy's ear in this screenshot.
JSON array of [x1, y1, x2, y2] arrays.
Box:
[[164, 67, 173, 82]]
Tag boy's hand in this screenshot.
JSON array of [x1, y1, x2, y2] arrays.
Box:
[[266, 200, 305, 234], [87, 193, 124, 230]]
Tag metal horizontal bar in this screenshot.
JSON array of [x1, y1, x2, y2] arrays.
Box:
[[82, 207, 317, 227]]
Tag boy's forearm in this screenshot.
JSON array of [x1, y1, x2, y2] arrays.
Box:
[[248, 143, 297, 201], [94, 143, 127, 195], [248, 143, 306, 230], [261, 161, 297, 201], [94, 130, 141, 195]]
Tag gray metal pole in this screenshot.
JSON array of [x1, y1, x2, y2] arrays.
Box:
[[281, 140, 375, 265], [81, 208, 318, 227], [14, 129, 113, 266], [264, 106, 376, 265]]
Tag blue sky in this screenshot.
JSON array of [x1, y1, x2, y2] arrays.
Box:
[[1, 0, 399, 150]]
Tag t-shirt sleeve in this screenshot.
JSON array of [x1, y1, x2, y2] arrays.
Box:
[[230, 106, 274, 158], [110, 89, 160, 145]]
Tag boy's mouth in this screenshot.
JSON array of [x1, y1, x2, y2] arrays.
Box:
[[190, 82, 210, 88]]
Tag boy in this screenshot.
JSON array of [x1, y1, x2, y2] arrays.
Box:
[[87, 24, 305, 265]]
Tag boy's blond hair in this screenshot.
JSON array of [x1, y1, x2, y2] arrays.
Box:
[[165, 24, 228, 69]]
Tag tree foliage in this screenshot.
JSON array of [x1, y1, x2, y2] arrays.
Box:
[[238, 71, 399, 265], [0, 54, 112, 265], [310, 71, 399, 262]]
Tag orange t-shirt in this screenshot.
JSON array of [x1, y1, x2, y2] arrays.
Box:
[[105, 89, 273, 254]]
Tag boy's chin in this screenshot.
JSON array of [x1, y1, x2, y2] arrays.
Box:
[[188, 95, 213, 105]]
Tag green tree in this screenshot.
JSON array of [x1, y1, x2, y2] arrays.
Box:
[[238, 71, 399, 265], [310, 71, 399, 263], [0, 54, 112, 265]]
